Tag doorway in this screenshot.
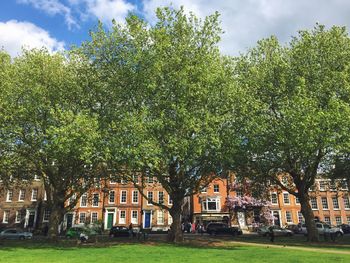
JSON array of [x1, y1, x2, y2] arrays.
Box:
[[107, 213, 114, 229], [144, 211, 151, 229]]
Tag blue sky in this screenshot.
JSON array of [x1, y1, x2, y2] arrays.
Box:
[[2, 0, 350, 57]]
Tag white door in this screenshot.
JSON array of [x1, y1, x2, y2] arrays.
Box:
[[237, 212, 246, 227]]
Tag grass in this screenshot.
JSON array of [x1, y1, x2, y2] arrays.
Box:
[[1, 238, 350, 263]]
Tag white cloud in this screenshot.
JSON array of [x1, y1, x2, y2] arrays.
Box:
[[17, 0, 79, 30], [0, 20, 65, 57], [72, 0, 136, 24], [142, 0, 350, 55], [88, 0, 136, 24]]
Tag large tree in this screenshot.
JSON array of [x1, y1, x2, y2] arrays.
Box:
[[0, 49, 104, 238], [81, 7, 244, 242], [235, 25, 350, 241]]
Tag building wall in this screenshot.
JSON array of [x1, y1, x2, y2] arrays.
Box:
[[141, 179, 173, 231], [0, 179, 48, 231], [271, 181, 350, 226], [192, 178, 230, 225], [1, 177, 349, 232]]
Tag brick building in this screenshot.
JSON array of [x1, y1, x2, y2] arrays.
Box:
[[1, 175, 349, 232]]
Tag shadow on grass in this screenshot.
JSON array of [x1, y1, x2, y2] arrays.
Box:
[[0, 237, 247, 253], [1, 234, 349, 252]]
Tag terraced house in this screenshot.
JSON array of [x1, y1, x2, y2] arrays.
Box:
[[0, 175, 174, 233], [1, 175, 349, 232]]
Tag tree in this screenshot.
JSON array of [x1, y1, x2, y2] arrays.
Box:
[[234, 25, 350, 241], [0, 49, 104, 238], [81, 7, 243, 242]]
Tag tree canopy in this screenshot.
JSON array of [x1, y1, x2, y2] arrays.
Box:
[[234, 25, 350, 241]]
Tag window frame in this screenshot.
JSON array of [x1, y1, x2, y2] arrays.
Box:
[[120, 190, 127, 204], [283, 192, 290, 205], [31, 189, 38, 201], [132, 190, 138, 204], [119, 210, 126, 224]]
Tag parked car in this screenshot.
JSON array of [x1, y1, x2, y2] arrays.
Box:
[[285, 224, 302, 234], [109, 226, 134, 237], [206, 222, 242, 236], [339, 224, 350, 234], [0, 229, 33, 240], [257, 225, 293, 237], [300, 222, 344, 237]]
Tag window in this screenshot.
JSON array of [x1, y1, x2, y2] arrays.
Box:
[[321, 197, 329, 210], [109, 179, 116, 184], [147, 175, 154, 184], [92, 193, 99, 207], [347, 216, 350, 224], [6, 190, 13, 202], [332, 197, 340, 210], [132, 191, 138, 204], [297, 211, 304, 223], [319, 180, 328, 191], [168, 213, 173, 225], [168, 195, 173, 205], [283, 193, 290, 204], [236, 189, 243, 197], [202, 197, 220, 212], [18, 189, 25, 201], [109, 191, 115, 203], [119, 211, 126, 224], [120, 190, 127, 203], [295, 196, 300, 204], [31, 189, 38, 201], [3, 210, 10, 223], [335, 216, 342, 225], [285, 211, 293, 223], [310, 197, 318, 209], [147, 191, 153, 205], [200, 187, 207, 193], [157, 210, 164, 225], [43, 209, 51, 222], [34, 174, 40, 181], [93, 178, 101, 188], [91, 212, 98, 223], [79, 213, 86, 224], [213, 185, 219, 193], [329, 182, 337, 191], [324, 217, 331, 224], [158, 191, 164, 204], [68, 194, 76, 206], [343, 197, 350, 209], [132, 174, 139, 184], [340, 180, 348, 191], [131, 211, 138, 224], [271, 193, 278, 204], [15, 210, 24, 223], [80, 193, 88, 207]]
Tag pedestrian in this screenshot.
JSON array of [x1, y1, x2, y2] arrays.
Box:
[[181, 222, 185, 232], [129, 223, 133, 238], [192, 222, 196, 233], [269, 226, 275, 242]]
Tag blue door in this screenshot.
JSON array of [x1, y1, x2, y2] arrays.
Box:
[[144, 212, 151, 228]]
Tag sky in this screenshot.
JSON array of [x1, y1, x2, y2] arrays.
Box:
[[2, 0, 350, 57]]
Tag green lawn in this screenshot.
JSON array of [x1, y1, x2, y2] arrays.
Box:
[[0, 240, 349, 263]]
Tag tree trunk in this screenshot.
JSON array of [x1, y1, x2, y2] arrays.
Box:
[[299, 193, 319, 242], [48, 203, 66, 240], [168, 204, 183, 243]]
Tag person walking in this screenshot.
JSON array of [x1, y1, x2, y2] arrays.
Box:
[[129, 223, 133, 238], [268, 226, 275, 242]]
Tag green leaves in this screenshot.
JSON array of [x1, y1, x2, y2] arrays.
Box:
[[235, 25, 350, 185]]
